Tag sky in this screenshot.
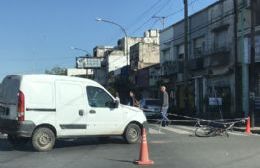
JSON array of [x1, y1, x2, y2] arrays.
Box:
[[0, 0, 217, 81]]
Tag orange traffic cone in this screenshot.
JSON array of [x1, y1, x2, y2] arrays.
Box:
[[245, 117, 252, 134], [134, 128, 154, 165]]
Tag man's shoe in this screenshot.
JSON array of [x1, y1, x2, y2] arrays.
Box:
[[161, 121, 166, 127]]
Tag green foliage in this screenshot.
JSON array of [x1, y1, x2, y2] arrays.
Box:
[[108, 77, 135, 104], [107, 87, 116, 97]]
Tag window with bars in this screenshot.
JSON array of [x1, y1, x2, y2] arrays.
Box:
[[193, 37, 205, 58]]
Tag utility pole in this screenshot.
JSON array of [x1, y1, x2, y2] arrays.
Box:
[[152, 16, 166, 29], [184, 0, 189, 114], [240, 0, 250, 120], [233, 0, 239, 117], [249, 0, 256, 127]]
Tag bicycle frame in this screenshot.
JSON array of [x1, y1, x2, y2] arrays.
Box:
[[194, 120, 241, 137]]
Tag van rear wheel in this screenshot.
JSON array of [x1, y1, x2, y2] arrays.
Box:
[[124, 123, 141, 144], [32, 127, 55, 152]]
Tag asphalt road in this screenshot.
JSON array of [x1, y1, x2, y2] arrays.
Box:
[[1, 125, 260, 168]]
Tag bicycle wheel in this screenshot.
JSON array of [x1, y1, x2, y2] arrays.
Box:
[[216, 129, 230, 137], [195, 126, 216, 137]]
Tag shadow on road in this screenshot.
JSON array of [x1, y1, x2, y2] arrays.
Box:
[[55, 137, 126, 149], [107, 159, 134, 164], [0, 139, 34, 152], [0, 139, 14, 151], [0, 136, 127, 152], [0, 138, 35, 152]]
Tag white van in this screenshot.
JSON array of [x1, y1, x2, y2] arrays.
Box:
[[0, 75, 147, 151]]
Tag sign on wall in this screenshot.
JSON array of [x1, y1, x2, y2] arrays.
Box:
[[208, 97, 222, 106], [76, 57, 101, 69]]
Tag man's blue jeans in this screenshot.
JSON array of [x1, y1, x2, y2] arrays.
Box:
[[161, 106, 169, 123]]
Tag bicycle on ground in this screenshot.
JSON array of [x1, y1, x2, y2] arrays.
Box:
[[194, 119, 245, 137]]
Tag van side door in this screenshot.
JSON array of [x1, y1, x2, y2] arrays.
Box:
[[55, 81, 87, 136], [86, 86, 124, 135]]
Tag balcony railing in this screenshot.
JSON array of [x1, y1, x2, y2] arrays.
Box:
[[203, 46, 231, 67], [193, 47, 204, 58], [161, 46, 231, 75], [188, 46, 230, 70], [188, 57, 204, 70], [162, 60, 183, 76]]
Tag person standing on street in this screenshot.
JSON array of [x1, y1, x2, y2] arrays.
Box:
[[115, 92, 120, 103], [159, 86, 169, 127], [129, 91, 140, 107]]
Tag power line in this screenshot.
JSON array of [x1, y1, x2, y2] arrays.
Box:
[[151, 19, 162, 30], [165, 0, 199, 18], [131, 0, 202, 35], [131, 0, 171, 34], [160, 4, 246, 44], [106, 0, 164, 44], [104, 0, 202, 46], [126, 0, 163, 30], [152, 16, 167, 29]]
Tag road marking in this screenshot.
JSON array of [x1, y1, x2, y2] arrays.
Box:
[[228, 131, 248, 136], [149, 128, 165, 134], [150, 140, 174, 144], [149, 124, 193, 134], [174, 125, 195, 132], [159, 126, 191, 134]]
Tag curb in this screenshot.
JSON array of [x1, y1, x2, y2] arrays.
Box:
[[233, 127, 260, 134], [0, 133, 7, 139]]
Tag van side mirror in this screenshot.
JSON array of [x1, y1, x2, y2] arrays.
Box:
[[106, 100, 119, 108], [114, 99, 119, 108]]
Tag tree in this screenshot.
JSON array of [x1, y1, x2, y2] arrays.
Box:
[[110, 77, 135, 104], [45, 66, 66, 75]]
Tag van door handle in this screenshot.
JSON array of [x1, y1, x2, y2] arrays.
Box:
[[89, 110, 96, 114], [79, 110, 84, 116]]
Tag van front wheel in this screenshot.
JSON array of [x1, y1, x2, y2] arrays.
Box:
[[32, 127, 55, 152], [124, 123, 141, 144]]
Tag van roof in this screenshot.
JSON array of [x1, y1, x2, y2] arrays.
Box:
[[4, 74, 100, 87]]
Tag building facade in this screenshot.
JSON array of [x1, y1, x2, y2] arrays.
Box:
[[237, 0, 260, 123], [129, 30, 160, 87], [93, 46, 113, 85], [130, 42, 160, 71], [160, 0, 238, 118], [93, 30, 160, 87], [130, 30, 160, 71], [66, 68, 93, 78]]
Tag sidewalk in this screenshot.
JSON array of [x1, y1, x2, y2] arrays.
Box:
[[163, 119, 260, 134], [233, 127, 260, 134], [0, 133, 7, 139]]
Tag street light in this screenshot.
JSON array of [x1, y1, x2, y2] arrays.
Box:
[[96, 17, 129, 66], [71, 46, 91, 56]]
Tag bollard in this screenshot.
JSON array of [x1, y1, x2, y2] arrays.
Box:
[[245, 117, 252, 134]]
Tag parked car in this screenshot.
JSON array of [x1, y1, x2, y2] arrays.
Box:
[[140, 98, 161, 120], [0, 75, 147, 152]]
